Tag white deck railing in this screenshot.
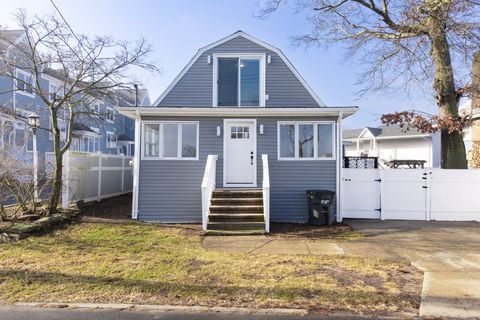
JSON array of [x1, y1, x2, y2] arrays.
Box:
[[262, 154, 270, 233], [201, 155, 218, 231]]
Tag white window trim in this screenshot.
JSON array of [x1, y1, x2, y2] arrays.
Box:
[[0, 114, 28, 151], [15, 69, 35, 98], [106, 106, 115, 123], [48, 82, 64, 101], [141, 121, 199, 161], [277, 121, 336, 160], [106, 131, 117, 149], [212, 53, 266, 108]]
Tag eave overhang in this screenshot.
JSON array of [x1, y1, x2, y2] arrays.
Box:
[[118, 107, 358, 119]]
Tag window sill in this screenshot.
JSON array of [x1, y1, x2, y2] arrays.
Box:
[[277, 157, 336, 161], [141, 157, 199, 161], [16, 91, 35, 98]]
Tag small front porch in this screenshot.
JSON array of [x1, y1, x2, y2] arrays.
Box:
[[201, 154, 270, 235]]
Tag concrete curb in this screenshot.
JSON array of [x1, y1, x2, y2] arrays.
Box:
[[13, 302, 309, 315]]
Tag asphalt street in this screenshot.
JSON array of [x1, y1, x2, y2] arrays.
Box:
[[0, 305, 393, 320]]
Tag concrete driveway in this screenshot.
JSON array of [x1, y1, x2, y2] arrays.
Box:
[[342, 219, 480, 319]]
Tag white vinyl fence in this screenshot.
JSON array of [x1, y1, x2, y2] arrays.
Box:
[[59, 151, 133, 208], [342, 168, 480, 222]]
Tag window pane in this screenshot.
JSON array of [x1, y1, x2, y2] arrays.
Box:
[[280, 124, 295, 158], [15, 126, 25, 148], [299, 124, 314, 158], [144, 124, 159, 157], [3, 121, 13, 148], [162, 124, 178, 157], [217, 58, 238, 106], [318, 124, 333, 158], [240, 59, 259, 106], [182, 124, 197, 158]]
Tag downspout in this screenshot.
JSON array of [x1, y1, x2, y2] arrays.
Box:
[[336, 112, 343, 223], [131, 111, 141, 219]]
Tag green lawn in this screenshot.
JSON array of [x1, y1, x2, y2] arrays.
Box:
[[0, 222, 421, 314]]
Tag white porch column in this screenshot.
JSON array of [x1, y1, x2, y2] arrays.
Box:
[[131, 112, 141, 219], [336, 113, 343, 223]]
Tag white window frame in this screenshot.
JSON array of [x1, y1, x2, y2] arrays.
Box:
[[106, 131, 117, 149], [0, 115, 28, 151], [15, 69, 35, 97], [106, 107, 115, 123], [212, 53, 266, 107], [141, 121, 199, 161], [277, 121, 336, 160], [48, 82, 65, 102]]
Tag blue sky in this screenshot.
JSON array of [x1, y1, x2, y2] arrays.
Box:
[[0, 0, 438, 128]]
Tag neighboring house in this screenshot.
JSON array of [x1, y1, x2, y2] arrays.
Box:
[[343, 124, 441, 168], [119, 31, 357, 234], [459, 98, 479, 165], [0, 30, 150, 173]]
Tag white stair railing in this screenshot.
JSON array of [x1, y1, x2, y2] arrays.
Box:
[[262, 154, 270, 233], [201, 155, 218, 231]]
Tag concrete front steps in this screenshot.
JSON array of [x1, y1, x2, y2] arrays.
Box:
[[206, 188, 265, 235]]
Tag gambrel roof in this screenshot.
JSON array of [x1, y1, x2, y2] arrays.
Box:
[[154, 30, 326, 107]]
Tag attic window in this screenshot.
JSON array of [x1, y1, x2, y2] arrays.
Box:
[[213, 54, 265, 107]]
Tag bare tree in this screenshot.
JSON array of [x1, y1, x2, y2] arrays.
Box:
[[260, 0, 480, 168], [0, 10, 159, 215]]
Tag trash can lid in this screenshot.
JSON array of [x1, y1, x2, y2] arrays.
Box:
[[306, 190, 335, 195]]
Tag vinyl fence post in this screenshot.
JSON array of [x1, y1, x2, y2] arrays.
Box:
[[61, 151, 70, 209], [97, 154, 102, 202], [121, 156, 125, 193]]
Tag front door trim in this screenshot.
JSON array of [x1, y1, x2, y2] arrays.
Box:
[[223, 118, 257, 188]]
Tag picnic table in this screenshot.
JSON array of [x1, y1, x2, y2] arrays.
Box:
[[386, 159, 427, 169]]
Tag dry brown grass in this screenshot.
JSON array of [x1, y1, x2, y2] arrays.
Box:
[[0, 222, 422, 314]]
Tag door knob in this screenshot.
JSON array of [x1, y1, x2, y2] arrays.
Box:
[[250, 152, 254, 165]]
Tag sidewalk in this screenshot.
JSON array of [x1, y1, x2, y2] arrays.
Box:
[[203, 236, 344, 255]]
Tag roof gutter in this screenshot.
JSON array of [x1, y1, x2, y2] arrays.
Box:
[[118, 107, 358, 119], [344, 134, 433, 141]]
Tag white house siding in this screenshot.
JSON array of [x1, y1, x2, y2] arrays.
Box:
[[344, 136, 440, 168]]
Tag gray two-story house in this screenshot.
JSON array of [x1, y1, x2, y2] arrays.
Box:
[[0, 30, 150, 177], [120, 31, 357, 234]]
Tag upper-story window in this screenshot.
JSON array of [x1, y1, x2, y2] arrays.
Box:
[[106, 107, 115, 122], [15, 69, 34, 96], [48, 83, 64, 102], [213, 54, 265, 107]]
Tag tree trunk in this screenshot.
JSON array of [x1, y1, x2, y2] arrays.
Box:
[[429, 12, 467, 169], [48, 151, 63, 215], [47, 108, 63, 215], [470, 52, 480, 168]]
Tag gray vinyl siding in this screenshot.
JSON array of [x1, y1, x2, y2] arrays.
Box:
[[137, 116, 337, 223], [157, 36, 320, 108]]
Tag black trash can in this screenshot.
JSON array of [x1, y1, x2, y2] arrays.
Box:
[[306, 190, 335, 226]]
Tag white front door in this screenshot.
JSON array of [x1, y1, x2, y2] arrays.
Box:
[[224, 119, 257, 187]]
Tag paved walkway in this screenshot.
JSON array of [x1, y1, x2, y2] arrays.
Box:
[[343, 220, 480, 319], [203, 236, 344, 255], [203, 220, 480, 319]]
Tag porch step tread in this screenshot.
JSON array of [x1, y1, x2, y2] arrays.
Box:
[[211, 198, 263, 204], [209, 213, 264, 217], [207, 219, 265, 230], [213, 190, 263, 198], [206, 229, 266, 236], [207, 221, 265, 226], [210, 205, 263, 209]]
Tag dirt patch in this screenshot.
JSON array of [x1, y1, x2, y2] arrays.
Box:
[[269, 223, 362, 241], [79, 194, 132, 220]]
